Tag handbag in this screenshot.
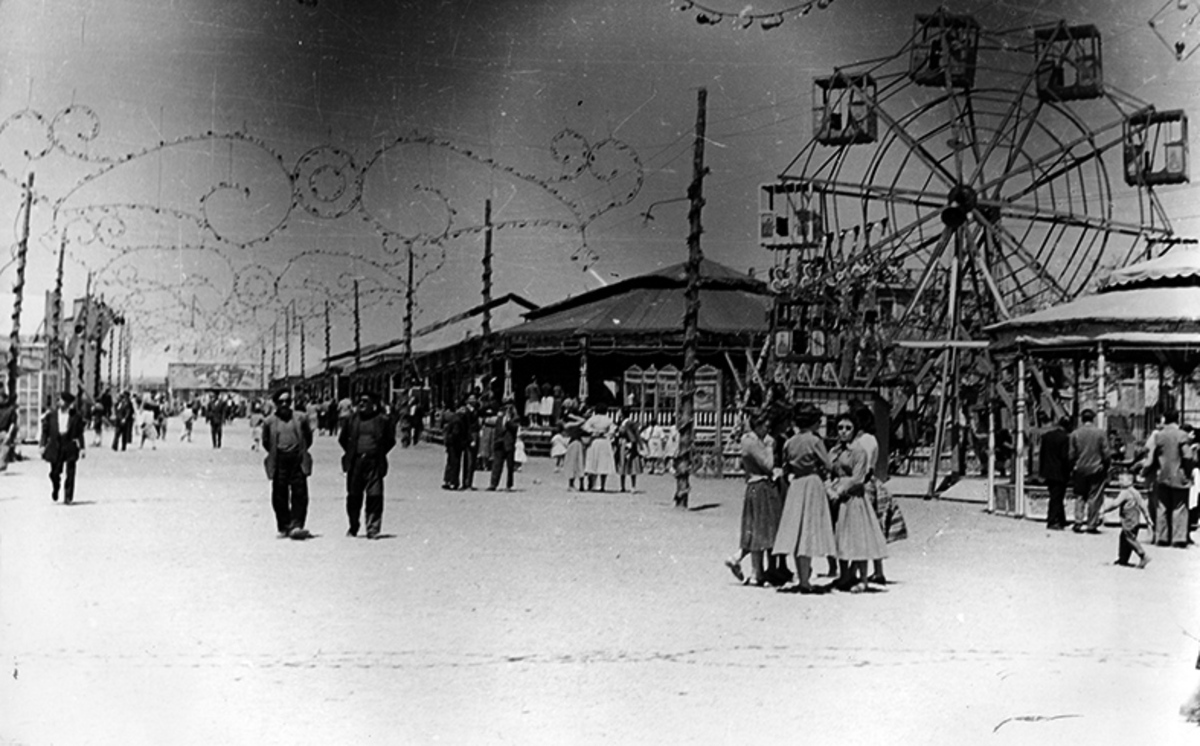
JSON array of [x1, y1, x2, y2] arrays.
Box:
[[514, 438, 527, 464]]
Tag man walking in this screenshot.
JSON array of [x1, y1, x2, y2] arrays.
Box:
[[0, 393, 18, 471], [1147, 409, 1191, 547], [1070, 408, 1110, 533], [40, 391, 87, 504], [262, 390, 314, 539], [207, 393, 227, 449], [1040, 416, 1072, 530], [338, 392, 396, 539]]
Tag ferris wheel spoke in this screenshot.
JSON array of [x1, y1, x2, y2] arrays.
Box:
[[977, 115, 1129, 198], [988, 199, 1163, 238], [840, 77, 959, 189], [967, 85, 1044, 190], [964, 223, 1013, 321], [788, 177, 945, 211], [894, 226, 954, 330], [973, 211, 1069, 301]]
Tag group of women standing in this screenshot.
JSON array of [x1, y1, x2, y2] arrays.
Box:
[[727, 403, 905, 594], [558, 402, 645, 492]]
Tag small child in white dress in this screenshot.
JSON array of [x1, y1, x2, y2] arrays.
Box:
[[549, 429, 569, 471]]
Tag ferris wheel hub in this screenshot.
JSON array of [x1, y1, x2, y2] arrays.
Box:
[[940, 184, 977, 228]]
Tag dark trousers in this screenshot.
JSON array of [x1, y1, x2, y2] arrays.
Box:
[[443, 444, 463, 488], [1118, 527, 1146, 564], [1155, 484, 1190, 546], [346, 453, 385, 536], [1073, 471, 1106, 529], [490, 445, 515, 490], [1045, 480, 1068, 528], [49, 457, 77, 502], [271, 451, 309, 533], [112, 421, 131, 451], [460, 446, 476, 489], [211, 422, 223, 448]]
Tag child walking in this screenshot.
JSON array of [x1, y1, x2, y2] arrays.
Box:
[[1101, 469, 1153, 568]]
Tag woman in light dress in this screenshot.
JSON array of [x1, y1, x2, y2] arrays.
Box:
[[583, 404, 617, 491], [827, 412, 888, 593], [773, 404, 836, 594]]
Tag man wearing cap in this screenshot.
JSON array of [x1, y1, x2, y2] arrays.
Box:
[[40, 391, 87, 504], [338, 392, 396, 538], [262, 390, 314, 539]]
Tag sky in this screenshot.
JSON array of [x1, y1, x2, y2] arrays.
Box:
[[0, 0, 1198, 379]]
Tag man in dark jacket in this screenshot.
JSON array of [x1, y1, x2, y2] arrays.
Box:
[[339, 392, 396, 538], [262, 390, 314, 539], [40, 391, 87, 504], [1039, 416, 1071, 530], [1070, 408, 1110, 533], [489, 399, 520, 491], [441, 404, 466, 490]]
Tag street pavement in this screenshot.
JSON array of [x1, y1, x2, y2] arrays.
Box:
[[1, 418, 1198, 745]]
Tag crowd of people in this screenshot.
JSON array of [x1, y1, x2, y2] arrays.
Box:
[[1037, 406, 1199, 569]]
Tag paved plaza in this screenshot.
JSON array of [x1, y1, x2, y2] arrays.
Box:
[[1, 418, 1199, 745]]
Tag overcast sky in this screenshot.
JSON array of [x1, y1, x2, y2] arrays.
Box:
[[1, 0, 1197, 378]]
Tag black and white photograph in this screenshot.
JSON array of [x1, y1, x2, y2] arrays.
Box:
[[1, 0, 1199, 743]]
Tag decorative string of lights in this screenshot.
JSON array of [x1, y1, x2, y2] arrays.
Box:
[[0, 106, 644, 365], [675, 0, 835, 29]]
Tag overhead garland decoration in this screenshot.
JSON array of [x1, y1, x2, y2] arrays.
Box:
[[675, 0, 835, 29], [1149, 0, 1200, 61], [0, 105, 644, 367]]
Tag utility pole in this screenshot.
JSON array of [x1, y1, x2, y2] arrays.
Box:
[[7, 174, 33, 403], [51, 229, 67, 394], [404, 247, 415, 390], [353, 279, 362, 371], [77, 272, 92, 397], [675, 88, 707, 509], [283, 302, 291, 383], [324, 299, 331, 372], [481, 199, 494, 393]]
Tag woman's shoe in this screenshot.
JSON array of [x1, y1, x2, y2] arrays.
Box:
[[724, 558, 744, 582], [866, 574, 888, 585]]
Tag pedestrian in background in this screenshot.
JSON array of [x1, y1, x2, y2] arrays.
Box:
[[248, 402, 264, 451], [441, 402, 466, 490], [583, 404, 616, 492], [339, 392, 396, 539], [262, 390, 313, 540], [207, 393, 227, 449], [1039, 415, 1072, 530], [1069, 408, 1110, 533], [489, 399, 520, 491], [1145, 409, 1191, 547], [112, 391, 134, 451], [0, 393, 18, 470], [40, 391, 86, 504]]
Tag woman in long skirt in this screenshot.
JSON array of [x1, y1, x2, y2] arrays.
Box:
[[583, 405, 617, 491], [561, 402, 587, 490], [827, 412, 887, 593], [725, 412, 782, 587], [854, 406, 905, 585], [773, 404, 836, 593]]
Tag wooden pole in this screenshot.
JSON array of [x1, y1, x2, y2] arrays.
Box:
[[405, 247, 415, 389], [675, 88, 707, 509], [7, 174, 33, 402], [51, 229, 67, 394]]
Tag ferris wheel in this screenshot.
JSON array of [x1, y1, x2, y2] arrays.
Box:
[[760, 11, 1188, 452]]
